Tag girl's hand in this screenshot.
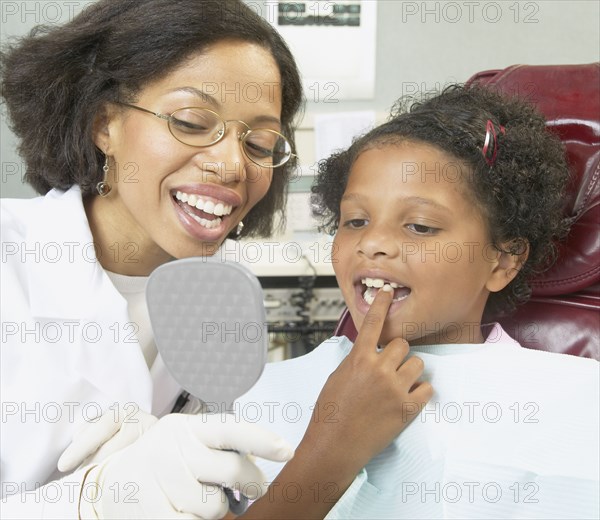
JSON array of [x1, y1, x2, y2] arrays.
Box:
[[304, 286, 433, 476], [244, 287, 433, 519]]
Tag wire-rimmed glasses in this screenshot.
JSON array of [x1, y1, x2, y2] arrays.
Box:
[[118, 103, 294, 168]]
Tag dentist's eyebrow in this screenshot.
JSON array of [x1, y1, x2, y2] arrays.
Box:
[[167, 86, 282, 128], [167, 86, 220, 108]]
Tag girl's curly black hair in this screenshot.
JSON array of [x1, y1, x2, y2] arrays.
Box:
[[312, 84, 570, 319], [1, 0, 303, 239]]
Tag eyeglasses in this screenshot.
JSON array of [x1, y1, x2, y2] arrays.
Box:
[[117, 103, 295, 168]]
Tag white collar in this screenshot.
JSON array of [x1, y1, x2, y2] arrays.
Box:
[[26, 186, 125, 319]]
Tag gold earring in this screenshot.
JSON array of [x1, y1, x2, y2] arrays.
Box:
[[96, 155, 112, 197]]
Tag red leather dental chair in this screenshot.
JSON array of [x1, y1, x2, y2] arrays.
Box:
[[334, 63, 600, 360]]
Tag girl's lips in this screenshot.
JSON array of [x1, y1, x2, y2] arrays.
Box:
[[352, 270, 406, 288], [352, 283, 411, 316], [351, 271, 412, 313]]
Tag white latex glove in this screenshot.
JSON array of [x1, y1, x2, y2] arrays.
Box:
[[79, 413, 294, 519], [58, 404, 158, 472]]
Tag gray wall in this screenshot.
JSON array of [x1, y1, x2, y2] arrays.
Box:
[[2, 0, 599, 198]]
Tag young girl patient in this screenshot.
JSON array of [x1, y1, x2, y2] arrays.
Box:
[[238, 85, 599, 519]]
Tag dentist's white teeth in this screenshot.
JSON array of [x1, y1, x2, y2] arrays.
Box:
[[189, 212, 222, 229], [174, 191, 234, 216], [204, 200, 215, 214]]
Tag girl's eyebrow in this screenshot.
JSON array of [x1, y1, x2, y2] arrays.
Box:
[[401, 196, 452, 213], [341, 192, 365, 203], [342, 193, 451, 213]]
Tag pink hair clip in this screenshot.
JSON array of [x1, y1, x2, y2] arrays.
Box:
[[482, 119, 506, 166]]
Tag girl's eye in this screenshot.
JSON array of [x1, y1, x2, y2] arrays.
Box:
[[407, 223, 439, 235], [343, 219, 368, 229]]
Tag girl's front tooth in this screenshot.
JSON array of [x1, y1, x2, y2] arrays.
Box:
[[373, 278, 384, 288], [214, 202, 224, 216], [195, 198, 205, 210], [204, 200, 215, 214], [181, 192, 189, 202], [390, 282, 399, 288], [188, 194, 198, 206]]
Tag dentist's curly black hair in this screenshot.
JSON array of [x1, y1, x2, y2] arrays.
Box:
[[311, 84, 570, 319], [1, 0, 303, 239]]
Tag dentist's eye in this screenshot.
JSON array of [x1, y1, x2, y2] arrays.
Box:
[[407, 223, 438, 235], [343, 219, 368, 229]]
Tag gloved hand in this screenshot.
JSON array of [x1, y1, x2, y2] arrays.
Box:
[[78, 413, 294, 519], [58, 405, 158, 472]]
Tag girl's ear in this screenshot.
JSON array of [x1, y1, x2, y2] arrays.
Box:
[[485, 238, 530, 293], [92, 103, 120, 154]]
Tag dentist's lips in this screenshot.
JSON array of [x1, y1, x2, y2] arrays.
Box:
[[170, 185, 241, 240], [173, 190, 234, 229]]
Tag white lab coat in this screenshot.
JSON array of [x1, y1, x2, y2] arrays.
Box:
[[1, 186, 183, 518]]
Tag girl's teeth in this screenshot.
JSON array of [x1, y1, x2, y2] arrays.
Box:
[[195, 198, 204, 210], [214, 203, 225, 216], [361, 280, 410, 306], [188, 194, 198, 206]]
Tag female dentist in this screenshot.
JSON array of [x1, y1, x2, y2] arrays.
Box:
[[1, 0, 302, 517], [1, 1, 429, 518]]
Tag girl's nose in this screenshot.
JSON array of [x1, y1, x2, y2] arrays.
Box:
[[357, 223, 400, 259]]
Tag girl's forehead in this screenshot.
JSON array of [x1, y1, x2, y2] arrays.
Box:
[[349, 142, 470, 187], [345, 143, 485, 215]]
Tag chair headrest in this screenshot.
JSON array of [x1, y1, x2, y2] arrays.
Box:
[[467, 63, 600, 297]]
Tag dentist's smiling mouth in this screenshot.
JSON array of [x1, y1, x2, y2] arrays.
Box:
[[173, 190, 235, 230], [360, 277, 411, 305]]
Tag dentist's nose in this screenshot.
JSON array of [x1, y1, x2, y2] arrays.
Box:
[[198, 126, 249, 184], [357, 223, 400, 259]]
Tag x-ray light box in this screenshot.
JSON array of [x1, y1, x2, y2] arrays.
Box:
[[265, 1, 377, 100]]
